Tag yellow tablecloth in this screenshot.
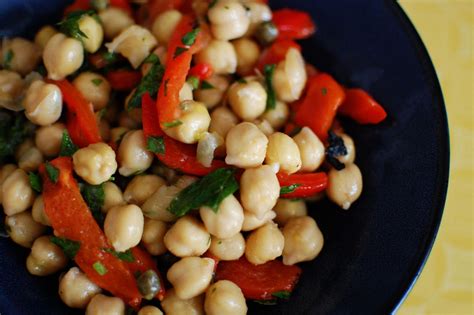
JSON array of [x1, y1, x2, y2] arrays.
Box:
[[397, 1, 474, 314]]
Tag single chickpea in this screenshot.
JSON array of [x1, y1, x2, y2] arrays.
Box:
[[5, 211, 46, 248], [337, 133, 356, 164], [245, 2, 272, 36], [18, 147, 44, 172], [195, 40, 237, 75], [32, 195, 51, 226], [35, 123, 65, 157], [163, 101, 211, 144], [265, 132, 302, 174], [282, 216, 324, 265], [261, 101, 289, 130], [0, 70, 24, 111], [110, 127, 129, 145], [241, 209, 276, 232], [26, 235, 68, 276], [23, 80, 62, 126], [106, 25, 157, 68], [73, 143, 117, 185], [209, 106, 239, 138], [273, 48, 307, 103], [152, 10, 183, 45], [204, 280, 247, 315], [2, 169, 35, 216], [59, 267, 101, 309], [252, 119, 274, 137], [245, 222, 284, 265], [123, 175, 166, 206], [138, 305, 163, 315], [34, 25, 58, 49], [104, 204, 144, 252], [15, 139, 34, 161], [273, 199, 307, 226], [179, 82, 194, 102], [225, 122, 268, 168], [161, 288, 204, 315], [167, 257, 215, 299], [164, 215, 210, 257], [233, 38, 260, 75], [102, 182, 126, 212], [78, 15, 104, 53], [200, 195, 244, 239], [208, 0, 250, 41], [99, 7, 134, 40], [240, 165, 280, 219], [73, 72, 111, 111], [86, 294, 125, 315], [117, 130, 154, 176], [209, 233, 245, 261], [327, 164, 363, 210], [142, 218, 168, 256], [0, 164, 17, 205], [195, 75, 230, 109], [43, 33, 84, 80], [293, 127, 325, 172], [228, 81, 267, 121], [118, 111, 141, 129], [2, 38, 41, 75]]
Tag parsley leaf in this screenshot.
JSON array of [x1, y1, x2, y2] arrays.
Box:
[[272, 290, 291, 299], [280, 184, 301, 195], [200, 80, 215, 90], [2, 49, 13, 70], [0, 110, 35, 163], [91, 78, 103, 86], [168, 168, 239, 217], [174, 47, 189, 58], [326, 131, 347, 171], [81, 183, 105, 224], [29, 172, 42, 193], [147, 136, 165, 154], [45, 162, 59, 184], [163, 120, 183, 128], [182, 28, 200, 46], [58, 10, 97, 41], [103, 248, 135, 262], [253, 299, 277, 305], [264, 64, 277, 110], [59, 131, 79, 157], [93, 261, 108, 275], [187, 76, 200, 89], [50, 236, 80, 259]]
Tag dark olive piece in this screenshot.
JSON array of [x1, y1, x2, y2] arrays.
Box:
[[137, 269, 161, 300], [255, 21, 279, 46]]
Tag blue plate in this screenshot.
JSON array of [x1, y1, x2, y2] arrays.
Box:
[[0, 1, 449, 314]]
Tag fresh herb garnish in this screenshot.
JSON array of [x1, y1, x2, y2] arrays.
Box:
[[182, 27, 200, 46], [102, 51, 119, 64], [2, 49, 13, 70], [93, 261, 108, 275], [58, 10, 97, 41], [264, 64, 277, 110], [59, 131, 79, 157], [326, 131, 347, 170], [163, 120, 183, 129], [81, 183, 105, 224], [200, 80, 215, 90], [50, 236, 80, 259], [174, 47, 189, 58], [146, 136, 165, 154], [187, 76, 200, 90], [45, 162, 59, 184], [280, 184, 301, 195], [253, 299, 277, 305], [168, 168, 239, 217], [29, 172, 42, 193], [103, 248, 135, 262], [0, 110, 35, 163], [91, 78, 103, 86], [272, 290, 291, 299]]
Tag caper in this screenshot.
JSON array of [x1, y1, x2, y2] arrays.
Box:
[[90, 0, 109, 11], [137, 269, 161, 300], [255, 21, 279, 46]]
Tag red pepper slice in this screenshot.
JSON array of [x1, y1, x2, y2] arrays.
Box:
[[257, 39, 301, 71], [294, 73, 346, 142], [215, 257, 302, 300], [338, 88, 387, 124], [106, 69, 142, 91], [189, 63, 214, 81], [272, 9, 317, 40], [142, 93, 226, 176], [48, 79, 102, 148], [277, 172, 328, 198]]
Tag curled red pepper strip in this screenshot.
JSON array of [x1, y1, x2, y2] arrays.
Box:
[[277, 172, 328, 198], [338, 88, 387, 124], [257, 39, 301, 71], [189, 63, 214, 81], [272, 8, 317, 40]]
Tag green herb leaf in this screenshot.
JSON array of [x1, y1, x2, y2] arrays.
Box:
[[81, 183, 105, 224], [0, 110, 35, 163], [187, 76, 200, 89], [272, 290, 291, 299], [326, 131, 347, 171], [280, 184, 301, 195], [45, 162, 59, 184], [163, 120, 183, 129], [200, 80, 215, 90], [147, 136, 165, 154], [182, 27, 200, 46], [253, 299, 277, 305], [264, 64, 277, 110], [168, 168, 239, 217], [102, 51, 119, 64], [93, 261, 108, 275], [59, 131, 79, 157], [50, 236, 80, 259], [91, 78, 103, 86], [29, 172, 42, 193], [174, 47, 189, 58], [58, 10, 97, 41], [2, 49, 13, 70], [103, 248, 135, 262], [143, 53, 159, 64]]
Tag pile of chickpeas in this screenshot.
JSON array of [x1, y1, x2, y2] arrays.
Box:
[[0, 0, 364, 314]]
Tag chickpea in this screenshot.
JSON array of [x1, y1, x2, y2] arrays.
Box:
[[293, 127, 325, 172], [327, 164, 363, 210], [241, 209, 276, 232], [209, 106, 239, 138], [163, 101, 211, 144], [118, 130, 154, 176], [252, 119, 274, 137], [119, 111, 141, 129], [205, 280, 247, 315], [35, 123, 65, 157], [104, 204, 144, 252], [106, 25, 157, 68], [282, 216, 324, 265], [5, 211, 46, 248], [43, 33, 84, 80], [142, 218, 168, 256], [123, 175, 166, 206], [337, 134, 356, 164], [195, 75, 230, 109], [179, 82, 194, 102], [208, 0, 250, 41], [110, 127, 129, 145], [0, 164, 17, 205], [86, 294, 125, 315], [59, 267, 101, 309], [32, 195, 51, 226], [23, 80, 62, 126], [102, 182, 126, 212], [245, 222, 284, 265], [233, 38, 260, 75], [261, 101, 289, 130], [2, 38, 41, 75], [225, 122, 268, 168], [273, 48, 307, 103], [18, 147, 44, 172], [240, 165, 280, 219], [78, 15, 104, 53], [209, 233, 245, 261], [265, 132, 302, 174], [15, 139, 34, 160], [167, 257, 215, 299], [99, 7, 134, 40], [273, 199, 307, 226], [164, 215, 210, 257], [228, 81, 267, 121], [2, 169, 35, 216], [73, 72, 111, 111], [138, 305, 163, 315], [73, 143, 117, 185], [161, 288, 204, 315], [152, 10, 183, 45], [26, 235, 67, 276], [0, 70, 24, 111], [195, 40, 237, 75], [34, 25, 58, 49], [200, 195, 244, 239], [245, 2, 272, 36]]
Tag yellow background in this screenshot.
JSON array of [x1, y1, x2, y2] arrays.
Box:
[[398, 1, 474, 314]]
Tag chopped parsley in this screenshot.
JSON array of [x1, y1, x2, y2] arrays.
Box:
[[2, 49, 13, 70], [200, 80, 215, 90], [45, 162, 59, 184], [264, 64, 277, 110], [59, 131, 78, 157], [280, 184, 301, 195], [163, 120, 183, 129], [326, 131, 348, 170], [0, 110, 35, 163], [103, 248, 135, 262], [50, 236, 80, 259], [81, 183, 105, 224], [146, 136, 165, 154], [91, 78, 103, 86], [58, 10, 97, 42], [93, 261, 108, 275], [187, 76, 200, 90], [28, 172, 42, 193], [272, 290, 291, 299], [182, 27, 200, 46]]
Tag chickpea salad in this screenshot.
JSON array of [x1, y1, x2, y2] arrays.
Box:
[[0, 0, 388, 314]]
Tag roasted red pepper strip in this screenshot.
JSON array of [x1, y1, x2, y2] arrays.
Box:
[[338, 88, 387, 124], [277, 172, 328, 198], [294, 73, 346, 142], [106, 69, 142, 91], [142, 93, 226, 176], [39, 157, 142, 307], [215, 257, 302, 300], [272, 9, 317, 40], [257, 39, 301, 71], [48, 79, 102, 148], [189, 63, 214, 81]]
